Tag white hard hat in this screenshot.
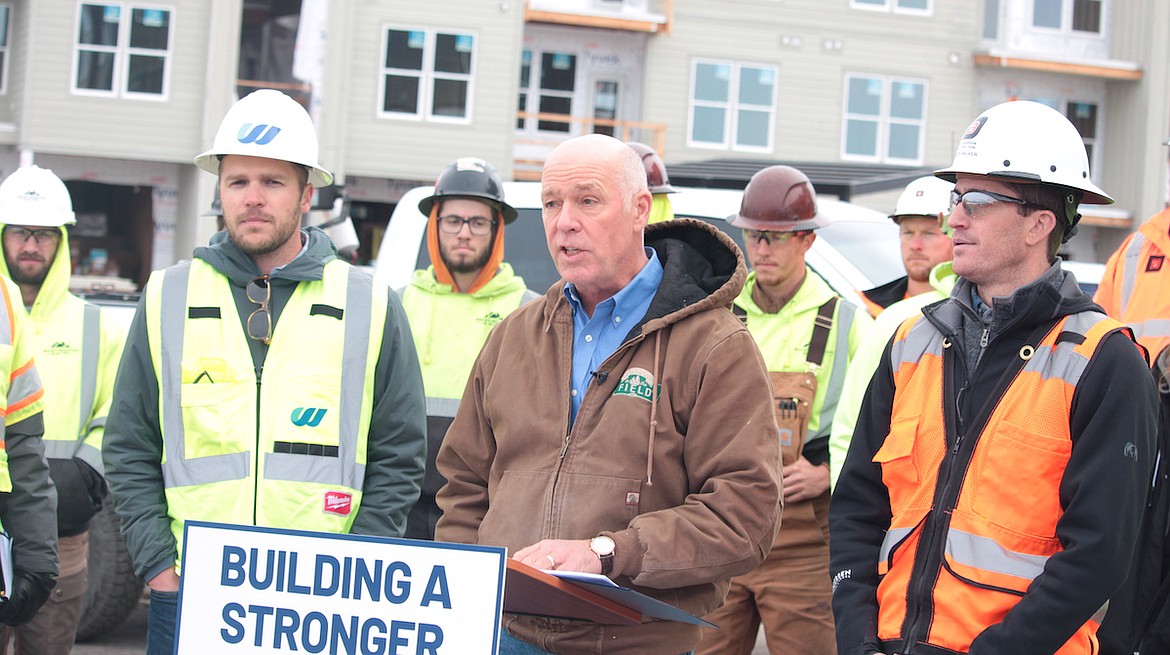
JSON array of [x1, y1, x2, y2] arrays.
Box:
[[935, 100, 1112, 205], [194, 90, 333, 188], [0, 165, 76, 227], [890, 176, 953, 221]]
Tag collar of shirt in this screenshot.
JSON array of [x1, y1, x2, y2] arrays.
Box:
[[564, 247, 663, 424]]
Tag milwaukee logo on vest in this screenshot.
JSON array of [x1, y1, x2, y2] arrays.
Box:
[[290, 407, 327, 428], [237, 123, 281, 145], [323, 491, 352, 516]]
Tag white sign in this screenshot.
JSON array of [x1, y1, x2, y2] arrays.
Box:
[[176, 521, 505, 654]]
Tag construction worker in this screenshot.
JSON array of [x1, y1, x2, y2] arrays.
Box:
[[1093, 137, 1170, 357], [400, 157, 538, 540], [102, 89, 426, 655], [698, 165, 870, 655], [0, 273, 56, 636], [0, 166, 126, 655], [831, 100, 1158, 655], [859, 176, 954, 317], [626, 141, 678, 223]]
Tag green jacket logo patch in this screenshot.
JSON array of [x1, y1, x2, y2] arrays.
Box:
[[613, 367, 660, 403]]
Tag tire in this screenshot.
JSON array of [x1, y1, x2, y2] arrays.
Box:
[[75, 493, 145, 642]]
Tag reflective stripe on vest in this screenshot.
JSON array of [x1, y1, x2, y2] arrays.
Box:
[[156, 261, 374, 490], [42, 303, 102, 461], [426, 397, 460, 420], [814, 299, 855, 438], [1120, 232, 1145, 315]]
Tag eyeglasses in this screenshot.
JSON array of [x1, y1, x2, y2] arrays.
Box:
[[246, 276, 272, 344], [742, 229, 807, 246], [437, 215, 496, 236], [4, 226, 61, 245], [949, 189, 1046, 218]]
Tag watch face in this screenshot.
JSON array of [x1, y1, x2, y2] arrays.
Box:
[[591, 536, 615, 556]]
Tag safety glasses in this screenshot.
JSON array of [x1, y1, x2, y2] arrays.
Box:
[[949, 189, 1046, 218], [3, 226, 61, 245], [742, 229, 809, 246], [246, 276, 272, 344]]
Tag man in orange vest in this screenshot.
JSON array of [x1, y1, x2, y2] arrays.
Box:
[[1093, 136, 1170, 358], [831, 100, 1158, 655]]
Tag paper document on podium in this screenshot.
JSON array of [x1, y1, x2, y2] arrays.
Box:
[[503, 559, 715, 628], [548, 570, 717, 628]]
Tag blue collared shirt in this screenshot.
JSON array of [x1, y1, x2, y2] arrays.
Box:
[[564, 248, 663, 424]]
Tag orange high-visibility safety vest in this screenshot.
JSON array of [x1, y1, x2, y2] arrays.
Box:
[[874, 310, 1124, 654], [1095, 207, 1170, 358]]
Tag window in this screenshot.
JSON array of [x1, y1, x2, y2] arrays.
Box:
[[851, 0, 932, 14], [380, 27, 475, 122], [1033, 0, 1102, 33], [73, 3, 172, 98], [515, 49, 577, 134], [842, 74, 926, 165], [0, 5, 10, 94], [983, 0, 1000, 40], [688, 59, 777, 152], [1065, 101, 1098, 171]]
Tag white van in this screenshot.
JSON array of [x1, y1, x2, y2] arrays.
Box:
[[374, 182, 905, 306]]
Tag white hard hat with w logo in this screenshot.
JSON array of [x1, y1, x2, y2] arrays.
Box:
[[194, 89, 333, 188]]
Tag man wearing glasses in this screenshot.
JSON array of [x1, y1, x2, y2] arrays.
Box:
[[398, 157, 538, 540], [103, 90, 426, 655], [697, 165, 869, 655], [0, 166, 93, 653], [831, 100, 1157, 655]]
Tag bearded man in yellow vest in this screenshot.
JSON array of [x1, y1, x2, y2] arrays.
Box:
[[0, 165, 126, 655], [102, 90, 426, 655], [400, 157, 538, 540], [831, 100, 1158, 655]]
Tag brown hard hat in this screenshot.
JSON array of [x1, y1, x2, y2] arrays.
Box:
[[730, 165, 829, 231], [626, 141, 678, 194]]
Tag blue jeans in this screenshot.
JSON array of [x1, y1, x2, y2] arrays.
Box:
[[498, 630, 692, 655], [146, 589, 178, 655]]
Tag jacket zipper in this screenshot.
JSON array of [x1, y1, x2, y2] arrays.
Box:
[[254, 365, 262, 525]]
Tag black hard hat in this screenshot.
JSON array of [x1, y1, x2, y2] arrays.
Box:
[[417, 157, 518, 224]]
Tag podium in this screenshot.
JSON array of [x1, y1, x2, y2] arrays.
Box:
[[503, 559, 714, 628]]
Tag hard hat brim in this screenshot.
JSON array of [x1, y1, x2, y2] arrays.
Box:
[[194, 151, 334, 188], [728, 213, 829, 231], [933, 169, 1114, 206]]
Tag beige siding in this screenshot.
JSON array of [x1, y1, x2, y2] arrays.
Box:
[[17, 0, 212, 164], [337, 2, 525, 183], [644, 0, 981, 169]]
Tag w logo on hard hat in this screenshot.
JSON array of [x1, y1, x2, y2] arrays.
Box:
[[237, 123, 281, 145], [291, 407, 327, 427]]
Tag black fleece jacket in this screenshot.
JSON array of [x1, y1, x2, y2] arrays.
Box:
[[830, 262, 1158, 655]]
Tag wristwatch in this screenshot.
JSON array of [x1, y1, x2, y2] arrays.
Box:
[[590, 535, 616, 576]]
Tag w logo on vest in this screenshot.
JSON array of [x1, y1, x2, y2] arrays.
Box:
[[237, 123, 281, 145], [290, 407, 327, 427]]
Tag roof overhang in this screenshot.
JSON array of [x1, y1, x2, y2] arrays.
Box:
[[524, 8, 668, 33], [973, 50, 1142, 81], [666, 159, 937, 201]]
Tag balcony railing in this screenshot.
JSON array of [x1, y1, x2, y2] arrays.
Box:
[[513, 111, 667, 180]]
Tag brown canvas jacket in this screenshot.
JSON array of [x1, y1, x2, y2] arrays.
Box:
[[436, 218, 782, 654]]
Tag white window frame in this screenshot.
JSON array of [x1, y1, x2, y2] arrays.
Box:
[[850, 0, 933, 16], [378, 25, 476, 125], [0, 4, 11, 95], [686, 58, 777, 153], [840, 73, 927, 166], [1030, 0, 1104, 34], [71, 2, 173, 100]]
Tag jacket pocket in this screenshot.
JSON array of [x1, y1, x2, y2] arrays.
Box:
[[969, 418, 1070, 539], [873, 417, 920, 494]]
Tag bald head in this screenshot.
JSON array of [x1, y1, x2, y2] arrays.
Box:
[[544, 134, 648, 201]]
